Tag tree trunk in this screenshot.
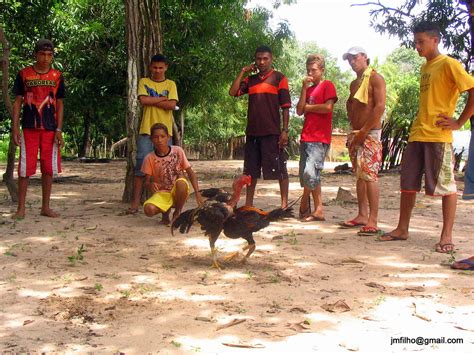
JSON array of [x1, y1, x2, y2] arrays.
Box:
[[0, 26, 18, 202], [123, 0, 163, 202], [79, 112, 91, 158]]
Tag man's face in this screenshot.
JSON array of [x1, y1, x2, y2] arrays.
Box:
[[306, 63, 324, 83], [255, 51, 272, 73], [414, 32, 438, 58], [150, 61, 168, 80], [34, 50, 54, 67], [346, 53, 367, 73]]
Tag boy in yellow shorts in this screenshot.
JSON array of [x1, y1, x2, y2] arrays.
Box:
[[141, 123, 204, 224], [380, 21, 474, 252]]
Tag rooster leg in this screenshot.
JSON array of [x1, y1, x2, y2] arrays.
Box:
[[209, 236, 222, 270], [223, 251, 240, 263], [240, 242, 256, 264]]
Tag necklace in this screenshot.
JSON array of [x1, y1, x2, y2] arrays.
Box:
[[155, 146, 171, 157]]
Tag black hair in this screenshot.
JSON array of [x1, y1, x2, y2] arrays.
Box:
[[150, 53, 168, 64], [255, 45, 272, 56], [413, 21, 441, 39], [150, 123, 169, 136]]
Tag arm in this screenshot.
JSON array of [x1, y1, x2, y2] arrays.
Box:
[[229, 64, 255, 96], [436, 87, 474, 130], [185, 167, 204, 206], [304, 99, 335, 114], [144, 174, 160, 194], [353, 74, 386, 146], [139, 96, 177, 110], [11, 96, 23, 146], [296, 77, 310, 116], [55, 98, 64, 147], [278, 108, 290, 148]]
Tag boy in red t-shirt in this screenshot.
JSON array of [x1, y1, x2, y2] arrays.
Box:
[[296, 54, 337, 222], [141, 123, 203, 224], [11, 39, 65, 219]]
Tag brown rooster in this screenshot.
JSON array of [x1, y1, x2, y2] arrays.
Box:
[[171, 175, 295, 268]]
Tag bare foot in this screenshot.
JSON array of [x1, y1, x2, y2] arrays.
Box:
[[40, 208, 60, 218], [160, 211, 171, 226], [12, 209, 25, 220], [378, 229, 408, 241]]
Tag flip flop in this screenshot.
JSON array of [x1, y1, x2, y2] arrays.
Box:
[[434, 242, 454, 253], [339, 219, 366, 228], [357, 226, 380, 236], [376, 232, 408, 241], [301, 215, 325, 222], [120, 207, 139, 216], [451, 258, 474, 271]]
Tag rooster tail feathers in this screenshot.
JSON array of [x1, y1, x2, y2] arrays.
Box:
[[266, 197, 299, 221], [171, 208, 197, 236]]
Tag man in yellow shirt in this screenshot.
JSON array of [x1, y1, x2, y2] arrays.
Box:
[[381, 21, 474, 253], [126, 54, 178, 222]]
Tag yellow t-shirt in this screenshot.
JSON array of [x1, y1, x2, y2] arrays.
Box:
[[409, 55, 474, 143], [138, 77, 178, 135]]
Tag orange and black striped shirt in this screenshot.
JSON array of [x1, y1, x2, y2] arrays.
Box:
[[237, 69, 291, 136]]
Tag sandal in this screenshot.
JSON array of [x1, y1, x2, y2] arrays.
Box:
[[121, 207, 139, 216]]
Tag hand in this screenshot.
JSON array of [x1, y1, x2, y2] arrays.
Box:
[[242, 63, 256, 73], [55, 131, 64, 148], [435, 114, 461, 130], [195, 192, 205, 207], [351, 130, 367, 148], [12, 127, 21, 146], [302, 76, 313, 88], [150, 182, 161, 193], [279, 131, 288, 149]]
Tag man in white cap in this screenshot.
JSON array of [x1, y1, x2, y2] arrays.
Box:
[[340, 46, 386, 236]]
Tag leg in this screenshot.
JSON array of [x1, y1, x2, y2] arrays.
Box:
[[143, 203, 164, 217], [245, 177, 257, 207], [13, 177, 29, 219], [345, 178, 368, 225], [435, 193, 456, 253], [171, 179, 189, 223], [310, 184, 324, 219], [240, 242, 256, 264], [40, 173, 59, 217], [365, 180, 379, 228], [299, 187, 311, 218], [462, 129, 474, 200], [279, 177, 289, 209], [379, 192, 415, 241], [130, 175, 144, 211], [209, 235, 222, 270]]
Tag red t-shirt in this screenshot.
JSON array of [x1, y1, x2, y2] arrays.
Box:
[[13, 66, 65, 131], [300, 80, 337, 144]]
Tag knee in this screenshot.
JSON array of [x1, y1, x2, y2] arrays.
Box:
[[175, 180, 188, 193], [144, 204, 159, 217]]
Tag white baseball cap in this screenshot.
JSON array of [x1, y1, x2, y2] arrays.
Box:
[[342, 46, 367, 60]]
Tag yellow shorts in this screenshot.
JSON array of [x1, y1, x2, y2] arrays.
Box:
[[143, 178, 189, 212]]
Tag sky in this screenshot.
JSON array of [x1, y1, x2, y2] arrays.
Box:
[[251, 0, 409, 69]]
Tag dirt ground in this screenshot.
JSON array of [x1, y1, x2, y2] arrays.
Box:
[[0, 159, 473, 354]]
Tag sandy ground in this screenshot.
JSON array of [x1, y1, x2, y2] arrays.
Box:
[[0, 159, 473, 354]]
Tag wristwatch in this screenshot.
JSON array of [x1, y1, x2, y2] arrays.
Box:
[[282, 128, 289, 133], [56, 128, 62, 132]]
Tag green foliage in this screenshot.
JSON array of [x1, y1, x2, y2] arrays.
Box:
[[67, 244, 86, 266], [360, 0, 472, 69], [379, 47, 421, 169]]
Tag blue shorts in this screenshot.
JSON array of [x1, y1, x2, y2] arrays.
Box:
[[299, 142, 329, 189], [135, 134, 154, 176]]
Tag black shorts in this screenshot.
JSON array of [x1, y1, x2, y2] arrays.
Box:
[[244, 135, 288, 180]]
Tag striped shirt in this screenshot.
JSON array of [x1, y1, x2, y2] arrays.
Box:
[[237, 69, 291, 136]]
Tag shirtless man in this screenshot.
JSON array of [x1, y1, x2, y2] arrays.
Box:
[[341, 47, 386, 235]]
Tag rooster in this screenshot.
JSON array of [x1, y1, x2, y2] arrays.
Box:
[[171, 175, 295, 269]]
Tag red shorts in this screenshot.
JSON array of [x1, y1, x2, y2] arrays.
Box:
[[19, 129, 61, 177]]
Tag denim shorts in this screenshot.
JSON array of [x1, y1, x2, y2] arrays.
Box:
[[299, 142, 329, 189], [135, 134, 154, 176]]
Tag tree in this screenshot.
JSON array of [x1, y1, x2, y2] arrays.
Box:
[[122, 0, 162, 203], [0, 26, 18, 201], [353, 0, 473, 70]]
